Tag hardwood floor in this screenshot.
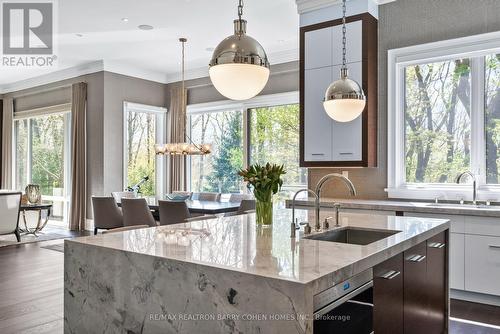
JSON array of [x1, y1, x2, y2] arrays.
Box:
[[0, 238, 499, 334]]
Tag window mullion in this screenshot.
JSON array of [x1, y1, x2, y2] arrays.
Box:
[[471, 56, 486, 187]]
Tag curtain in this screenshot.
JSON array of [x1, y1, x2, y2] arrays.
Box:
[[69, 83, 87, 231], [168, 86, 187, 192], [1, 98, 13, 189]]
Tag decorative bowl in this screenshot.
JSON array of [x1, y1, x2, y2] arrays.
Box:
[[165, 194, 190, 201]]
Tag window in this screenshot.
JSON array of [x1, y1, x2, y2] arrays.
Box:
[[14, 105, 71, 224], [485, 54, 500, 183], [187, 92, 305, 196], [249, 104, 307, 194], [189, 109, 244, 193], [123, 102, 167, 197], [388, 32, 500, 200]]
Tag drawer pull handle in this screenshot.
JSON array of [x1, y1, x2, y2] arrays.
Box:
[[489, 245, 500, 249], [429, 242, 446, 249], [339, 152, 353, 155], [407, 255, 426, 262], [311, 153, 325, 156], [381, 270, 401, 280]]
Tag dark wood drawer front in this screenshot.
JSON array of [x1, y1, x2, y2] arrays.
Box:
[[404, 241, 428, 334], [427, 232, 447, 334], [373, 253, 404, 334]]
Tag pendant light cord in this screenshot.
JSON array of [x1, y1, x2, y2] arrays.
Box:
[[342, 0, 347, 70]]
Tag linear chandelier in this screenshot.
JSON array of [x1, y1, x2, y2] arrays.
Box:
[[156, 38, 211, 156]]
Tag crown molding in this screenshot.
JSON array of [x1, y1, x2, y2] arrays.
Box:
[[0, 47, 299, 93], [0, 60, 104, 94], [295, 0, 396, 14]]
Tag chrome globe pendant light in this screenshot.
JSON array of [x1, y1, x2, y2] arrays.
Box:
[[209, 0, 270, 101], [323, 0, 366, 122]]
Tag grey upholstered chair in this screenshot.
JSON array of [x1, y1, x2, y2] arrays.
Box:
[[237, 199, 256, 214], [111, 191, 136, 203], [102, 225, 150, 234], [228, 193, 253, 203], [193, 192, 221, 202], [225, 199, 256, 217], [158, 200, 191, 226], [92, 196, 124, 235], [121, 198, 157, 227], [0, 192, 22, 242]]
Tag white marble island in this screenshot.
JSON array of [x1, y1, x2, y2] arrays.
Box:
[[64, 208, 449, 334]]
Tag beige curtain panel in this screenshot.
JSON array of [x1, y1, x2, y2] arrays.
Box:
[[168, 86, 187, 192], [69, 83, 87, 231], [1, 98, 13, 189]]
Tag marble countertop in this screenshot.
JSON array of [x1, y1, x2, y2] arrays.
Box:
[[287, 198, 500, 217], [68, 207, 449, 288]]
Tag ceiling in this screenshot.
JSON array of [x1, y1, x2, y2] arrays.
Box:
[[0, 0, 299, 90]]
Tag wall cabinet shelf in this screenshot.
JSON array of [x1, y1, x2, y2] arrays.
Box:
[[300, 13, 378, 167]]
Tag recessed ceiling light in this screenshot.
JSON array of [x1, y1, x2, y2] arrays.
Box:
[[75, 33, 83, 37], [121, 17, 129, 22], [138, 24, 153, 31]]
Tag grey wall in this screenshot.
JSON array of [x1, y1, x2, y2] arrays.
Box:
[[311, 0, 500, 200], [5, 71, 168, 218], [167, 61, 299, 105], [102, 72, 168, 197]]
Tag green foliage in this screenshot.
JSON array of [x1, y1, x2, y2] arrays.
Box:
[[238, 163, 286, 202]]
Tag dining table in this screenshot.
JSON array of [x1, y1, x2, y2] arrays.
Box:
[[118, 198, 241, 215]]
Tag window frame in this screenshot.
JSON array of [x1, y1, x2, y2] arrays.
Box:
[[387, 31, 500, 201], [13, 103, 72, 222], [186, 91, 301, 193], [122, 102, 168, 197]]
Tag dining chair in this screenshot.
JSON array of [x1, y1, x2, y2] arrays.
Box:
[[0, 192, 22, 242], [102, 225, 150, 234], [111, 191, 136, 203], [121, 198, 157, 227], [194, 192, 221, 202], [225, 199, 256, 217], [228, 193, 253, 203], [158, 200, 191, 226], [92, 196, 124, 235]]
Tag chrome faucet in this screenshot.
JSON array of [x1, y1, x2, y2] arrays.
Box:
[[314, 173, 357, 231], [291, 189, 318, 236], [456, 171, 477, 205]]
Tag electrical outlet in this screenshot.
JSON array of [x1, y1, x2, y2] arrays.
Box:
[[342, 171, 349, 179]]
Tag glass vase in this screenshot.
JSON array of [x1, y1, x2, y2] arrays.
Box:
[[256, 199, 273, 225]]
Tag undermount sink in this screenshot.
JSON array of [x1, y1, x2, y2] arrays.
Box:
[[304, 227, 401, 246]]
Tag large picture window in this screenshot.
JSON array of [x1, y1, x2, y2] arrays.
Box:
[[188, 92, 306, 196], [14, 105, 71, 224], [388, 32, 500, 200], [123, 102, 167, 197]]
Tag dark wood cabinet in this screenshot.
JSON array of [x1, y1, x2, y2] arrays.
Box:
[[426, 232, 448, 334], [373, 253, 404, 334], [404, 241, 429, 334], [371, 231, 449, 333]]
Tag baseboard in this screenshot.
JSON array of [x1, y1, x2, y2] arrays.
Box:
[[451, 289, 500, 307]]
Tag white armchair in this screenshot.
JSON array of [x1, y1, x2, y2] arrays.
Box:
[[0, 192, 22, 242]]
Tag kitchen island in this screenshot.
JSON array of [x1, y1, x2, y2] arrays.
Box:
[[64, 208, 449, 333]]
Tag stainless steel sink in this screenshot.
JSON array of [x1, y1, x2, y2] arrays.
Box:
[[304, 227, 400, 245]]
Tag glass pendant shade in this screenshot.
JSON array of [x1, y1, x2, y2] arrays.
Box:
[[323, 69, 366, 122], [209, 63, 270, 101], [209, 15, 270, 101]]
